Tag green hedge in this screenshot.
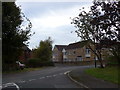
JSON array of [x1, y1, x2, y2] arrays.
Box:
[[106, 55, 119, 66], [3, 63, 19, 72], [27, 58, 54, 68]]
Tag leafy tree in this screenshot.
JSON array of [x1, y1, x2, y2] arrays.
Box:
[[71, 1, 120, 68], [90, 1, 120, 63], [34, 37, 53, 62], [2, 2, 32, 67], [91, 1, 120, 42], [71, 8, 105, 68]]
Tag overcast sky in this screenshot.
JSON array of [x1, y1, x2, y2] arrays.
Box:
[[16, 1, 93, 49]]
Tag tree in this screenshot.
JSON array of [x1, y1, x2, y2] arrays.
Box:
[[71, 9, 105, 68], [91, 1, 120, 42], [90, 1, 120, 63], [2, 2, 32, 68], [71, 1, 120, 68], [34, 37, 53, 61]]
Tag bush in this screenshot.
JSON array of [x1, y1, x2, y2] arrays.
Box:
[[106, 55, 119, 66], [27, 58, 54, 68], [2, 63, 19, 72], [42, 60, 54, 66]]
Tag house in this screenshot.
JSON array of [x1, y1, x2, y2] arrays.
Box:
[[52, 40, 95, 63], [52, 45, 67, 62], [19, 45, 31, 63]]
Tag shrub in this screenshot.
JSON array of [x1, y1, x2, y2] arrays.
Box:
[[27, 58, 54, 68], [106, 55, 119, 66], [2, 63, 19, 72], [41, 60, 54, 66]]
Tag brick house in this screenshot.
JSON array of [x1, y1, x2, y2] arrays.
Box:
[[52, 40, 96, 63], [52, 45, 67, 62]]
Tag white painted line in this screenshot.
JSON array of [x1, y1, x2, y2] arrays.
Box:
[[67, 71, 89, 88], [53, 74, 57, 77], [13, 83, 20, 90], [46, 76, 52, 78], [3, 82, 20, 90], [18, 80, 26, 83], [0, 85, 2, 90], [29, 79, 36, 82], [39, 77, 45, 79], [30, 79, 36, 81], [64, 71, 70, 75]]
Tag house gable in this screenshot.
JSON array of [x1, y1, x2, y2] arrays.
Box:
[[52, 40, 95, 62]]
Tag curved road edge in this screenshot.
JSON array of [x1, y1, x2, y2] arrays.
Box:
[[66, 70, 90, 89]]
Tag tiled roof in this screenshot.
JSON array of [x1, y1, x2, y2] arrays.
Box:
[[55, 40, 89, 51], [55, 45, 67, 51], [66, 40, 89, 50]]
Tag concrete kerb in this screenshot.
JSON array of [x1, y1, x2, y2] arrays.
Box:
[[67, 71, 91, 89]]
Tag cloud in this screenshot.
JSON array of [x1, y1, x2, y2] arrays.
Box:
[[16, 2, 92, 49], [30, 3, 91, 28]]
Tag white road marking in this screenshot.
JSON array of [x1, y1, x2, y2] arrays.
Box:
[[46, 76, 52, 78], [18, 80, 26, 83], [3, 82, 20, 90], [53, 74, 57, 77], [13, 83, 20, 90], [0, 85, 2, 90], [67, 71, 89, 88], [39, 77, 45, 79], [29, 79, 36, 82], [64, 71, 70, 75]]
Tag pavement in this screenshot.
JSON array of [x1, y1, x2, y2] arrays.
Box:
[[68, 67, 119, 88]]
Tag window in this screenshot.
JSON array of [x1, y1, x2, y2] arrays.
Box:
[[65, 52, 67, 55], [73, 51, 76, 54], [77, 56, 82, 61], [95, 56, 98, 60], [63, 58, 67, 61], [86, 48, 90, 54], [68, 51, 71, 55], [85, 48, 91, 58]]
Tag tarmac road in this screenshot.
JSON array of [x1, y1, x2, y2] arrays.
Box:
[[2, 64, 93, 89]]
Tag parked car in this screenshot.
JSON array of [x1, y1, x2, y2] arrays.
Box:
[[16, 61, 25, 70]]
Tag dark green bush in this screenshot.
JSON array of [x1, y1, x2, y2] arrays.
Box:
[[2, 63, 19, 72], [27, 58, 54, 68], [106, 55, 119, 66], [42, 60, 54, 66]]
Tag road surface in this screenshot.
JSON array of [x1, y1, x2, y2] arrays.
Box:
[[2, 64, 93, 89]]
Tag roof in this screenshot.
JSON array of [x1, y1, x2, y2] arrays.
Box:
[[54, 40, 90, 51], [55, 45, 67, 51], [66, 40, 89, 50]]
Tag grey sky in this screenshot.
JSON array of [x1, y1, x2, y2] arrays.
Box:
[[16, 1, 93, 49]]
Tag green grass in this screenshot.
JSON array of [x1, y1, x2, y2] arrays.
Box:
[[3, 67, 43, 74], [85, 66, 119, 84]]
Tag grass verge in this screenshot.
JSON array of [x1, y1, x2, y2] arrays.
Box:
[[85, 66, 119, 84]]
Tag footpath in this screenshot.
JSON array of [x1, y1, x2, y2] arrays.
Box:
[[68, 68, 119, 88]]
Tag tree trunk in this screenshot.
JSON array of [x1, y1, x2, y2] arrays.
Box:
[[98, 58, 104, 68]]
